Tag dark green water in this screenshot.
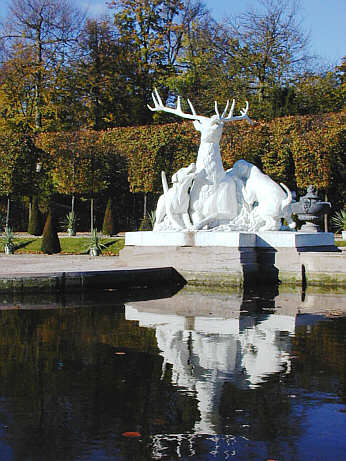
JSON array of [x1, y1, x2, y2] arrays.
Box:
[[0, 286, 345, 460]]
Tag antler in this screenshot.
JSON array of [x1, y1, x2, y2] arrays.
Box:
[[218, 99, 253, 125], [147, 88, 205, 121]]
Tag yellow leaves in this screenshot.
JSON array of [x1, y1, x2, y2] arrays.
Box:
[[32, 111, 344, 196], [289, 115, 344, 190]]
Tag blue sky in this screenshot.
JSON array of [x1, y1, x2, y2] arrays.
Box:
[[205, 0, 345, 66], [0, 0, 345, 65]]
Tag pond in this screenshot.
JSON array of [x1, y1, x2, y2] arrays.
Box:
[[0, 285, 345, 460]]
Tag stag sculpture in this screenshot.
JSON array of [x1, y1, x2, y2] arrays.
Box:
[[148, 89, 252, 184], [148, 89, 253, 230], [149, 89, 293, 232]]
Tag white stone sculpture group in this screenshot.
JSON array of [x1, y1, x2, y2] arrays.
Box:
[[149, 89, 295, 232]]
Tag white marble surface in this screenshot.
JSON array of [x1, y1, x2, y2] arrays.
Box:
[[125, 230, 335, 248], [195, 231, 256, 247], [125, 231, 196, 246], [256, 231, 334, 248]]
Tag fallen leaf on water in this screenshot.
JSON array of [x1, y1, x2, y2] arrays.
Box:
[[122, 431, 141, 438], [151, 418, 167, 425], [115, 352, 126, 355]]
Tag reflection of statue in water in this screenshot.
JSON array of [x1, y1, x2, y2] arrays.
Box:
[[126, 305, 295, 437], [149, 89, 294, 232]]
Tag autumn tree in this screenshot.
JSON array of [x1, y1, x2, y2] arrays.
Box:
[[74, 18, 137, 129], [293, 65, 345, 115], [38, 130, 110, 232], [107, 0, 206, 124], [0, 44, 38, 129], [224, 0, 311, 119], [0, 0, 85, 131], [0, 130, 42, 228], [172, 18, 251, 114]]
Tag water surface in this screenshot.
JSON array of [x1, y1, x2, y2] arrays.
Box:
[[0, 286, 345, 460]]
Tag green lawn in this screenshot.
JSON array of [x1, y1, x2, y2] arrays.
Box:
[[1, 235, 344, 254], [0, 236, 125, 255]]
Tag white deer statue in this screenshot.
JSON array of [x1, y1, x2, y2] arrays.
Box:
[[148, 89, 293, 232], [149, 89, 253, 230]]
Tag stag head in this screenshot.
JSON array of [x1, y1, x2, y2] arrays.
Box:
[[148, 88, 253, 143]]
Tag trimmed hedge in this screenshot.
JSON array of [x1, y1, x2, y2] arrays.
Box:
[[34, 111, 345, 217]]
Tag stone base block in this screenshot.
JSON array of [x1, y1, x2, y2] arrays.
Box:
[[119, 245, 259, 287], [121, 231, 344, 287], [255, 231, 335, 248], [125, 230, 335, 249], [125, 231, 256, 247]]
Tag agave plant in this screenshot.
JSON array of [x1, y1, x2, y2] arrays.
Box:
[[87, 229, 107, 256], [62, 211, 77, 236], [330, 210, 346, 233], [2, 227, 16, 254], [148, 210, 156, 229]]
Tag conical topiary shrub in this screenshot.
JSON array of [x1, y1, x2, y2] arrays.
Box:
[[28, 196, 42, 235], [41, 208, 61, 254], [102, 197, 115, 236]]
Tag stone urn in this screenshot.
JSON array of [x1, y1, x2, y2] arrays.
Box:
[[68, 228, 76, 237], [89, 247, 101, 256], [291, 185, 331, 232], [4, 243, 14, 255]]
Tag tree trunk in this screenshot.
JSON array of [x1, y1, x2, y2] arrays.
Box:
[[5, 197, 10, 230], [143, 192, 147, 218], [324, 192, 328, 232], [35, 81, 42, 130], [35, 29, 43, 130], [29, 197, 32, 224], [90, 197, 94, 232], [71, 195, 75, 214]]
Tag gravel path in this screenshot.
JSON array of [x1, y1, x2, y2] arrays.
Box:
[[0, 254, 127, 275]]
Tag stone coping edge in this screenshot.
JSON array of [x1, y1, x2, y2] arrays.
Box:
[[0, 267, 187, 293]]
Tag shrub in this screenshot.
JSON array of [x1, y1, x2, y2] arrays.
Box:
[[27, 196, 42, 235], [41, 209, 61, 254], [102, 197, 115, 236]]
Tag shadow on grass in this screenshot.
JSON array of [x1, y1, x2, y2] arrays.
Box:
[[103, 240, 118, 248], [14, 240, 37, 250]]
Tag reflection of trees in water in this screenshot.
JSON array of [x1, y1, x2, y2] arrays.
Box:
[[217, 316, 346, 458], [219, 376, 300, 447], [0, 306, 198, 461], [292, 318, 346, 400]]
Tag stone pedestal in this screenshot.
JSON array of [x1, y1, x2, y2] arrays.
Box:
[[119, 231, 343, 287], [120, 245, 259, 286]]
